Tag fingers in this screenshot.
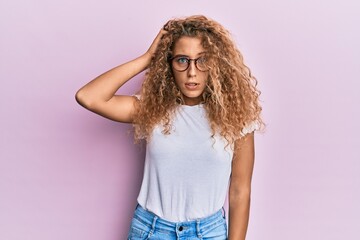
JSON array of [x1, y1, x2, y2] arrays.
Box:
[[147, 28, 168, 56], [163, 20, 172, 31], [155, 29, 168, 42]]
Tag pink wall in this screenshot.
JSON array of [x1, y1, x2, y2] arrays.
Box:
[[1, 0, 359, 239]]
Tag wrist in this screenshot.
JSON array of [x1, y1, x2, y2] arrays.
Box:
[[141, 52, 153, 69]]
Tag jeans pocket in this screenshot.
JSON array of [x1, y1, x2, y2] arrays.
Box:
[[201, 219, 228, 239], [127, 217, 150, 240]]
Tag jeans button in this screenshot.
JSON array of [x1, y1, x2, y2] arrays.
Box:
[[179, 226, 183, 231]]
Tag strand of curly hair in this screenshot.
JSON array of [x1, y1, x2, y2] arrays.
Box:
[[132, 15, 264, 146]]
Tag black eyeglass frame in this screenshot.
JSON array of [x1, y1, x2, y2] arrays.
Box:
[[169, 55, 209, 72]]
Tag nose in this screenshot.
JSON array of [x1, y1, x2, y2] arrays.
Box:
[[187, 60, 197, 77]]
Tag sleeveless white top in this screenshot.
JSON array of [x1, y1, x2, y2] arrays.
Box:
[[136, 103, 258, 222]]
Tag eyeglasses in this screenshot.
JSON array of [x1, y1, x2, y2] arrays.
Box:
[[170, 55, 209, 72]]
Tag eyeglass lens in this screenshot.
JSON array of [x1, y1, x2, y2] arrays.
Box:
[[171, 56, 208, 72]]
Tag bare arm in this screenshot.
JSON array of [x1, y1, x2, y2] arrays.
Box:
[[75, 29, 167, 123], [228, 132, 255, 240]]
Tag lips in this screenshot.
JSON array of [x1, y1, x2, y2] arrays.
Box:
[[185, 82, 199, 90]]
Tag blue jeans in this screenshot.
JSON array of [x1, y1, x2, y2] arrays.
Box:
[[127, 203, 228, 239]]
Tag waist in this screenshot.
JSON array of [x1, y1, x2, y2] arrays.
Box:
[[134, 203, 226, 234]]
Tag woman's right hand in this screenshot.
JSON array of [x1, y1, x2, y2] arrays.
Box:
[[145, 29, 168, 59]]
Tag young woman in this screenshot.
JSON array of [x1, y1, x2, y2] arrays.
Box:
[[76, 15, 263, 240]]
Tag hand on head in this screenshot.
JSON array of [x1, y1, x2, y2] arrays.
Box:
[[146, 29, 168, 58]]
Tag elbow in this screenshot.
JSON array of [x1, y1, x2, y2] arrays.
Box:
[[75, 89, 93, 109], [75, 89, 85, 106], [229, 187, 251, 203], [229, 193, 251, 207]]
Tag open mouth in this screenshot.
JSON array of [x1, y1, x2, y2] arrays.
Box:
[[184, 83, 199, 90], [185, 83, 199, 86]]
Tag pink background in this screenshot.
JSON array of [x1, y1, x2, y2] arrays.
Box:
[[1, 0, 359, 239]]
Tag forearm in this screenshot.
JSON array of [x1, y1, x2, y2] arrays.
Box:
[[76, 52, 151, 107], [228, 193, 251, 240]]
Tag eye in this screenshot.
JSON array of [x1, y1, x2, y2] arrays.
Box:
[[196, 56, 206, 64], [175, 57, 189, 64]]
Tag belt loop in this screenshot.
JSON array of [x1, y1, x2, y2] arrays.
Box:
[[175, 223, 180, 239], [196, 219, 202, 239], [146, 215, 158, 239], [222, 206, 226, 219]]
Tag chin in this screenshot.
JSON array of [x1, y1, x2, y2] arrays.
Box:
[[183, 94, 203, 104]]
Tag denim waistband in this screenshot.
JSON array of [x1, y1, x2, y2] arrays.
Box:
[[132, 203, 226, 238]]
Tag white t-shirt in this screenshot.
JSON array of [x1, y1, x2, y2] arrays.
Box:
[[136, 103, 258, 222]]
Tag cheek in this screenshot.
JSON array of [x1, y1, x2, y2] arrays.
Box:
[[200, 72, 209, 83], [173, 72, 185, 84]]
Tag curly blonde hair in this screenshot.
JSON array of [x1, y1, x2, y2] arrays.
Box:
[[133, 15, 264, 145]]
